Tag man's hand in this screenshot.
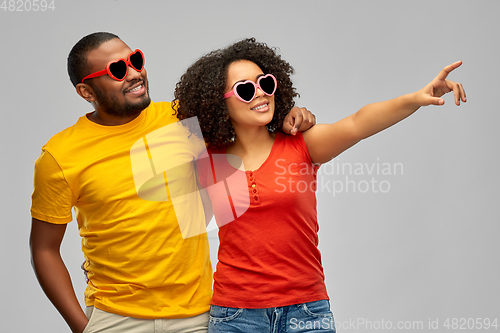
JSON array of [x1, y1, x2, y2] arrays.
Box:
[[414, 61, 467, 106], [81, 262, 89, 284], [282, 106, 316, 135]]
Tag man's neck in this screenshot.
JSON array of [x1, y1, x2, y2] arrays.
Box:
[[87, 109, 143, 126]]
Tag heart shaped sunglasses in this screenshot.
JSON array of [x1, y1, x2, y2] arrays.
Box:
[[81, 49, 145, 83], [224, 74, 277, 103]]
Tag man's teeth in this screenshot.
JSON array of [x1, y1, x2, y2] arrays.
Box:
[[127, 85, 142, 93], [252, 103, 267, 110]]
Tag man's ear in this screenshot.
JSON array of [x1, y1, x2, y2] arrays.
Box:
[[76, 83, 96, 103]]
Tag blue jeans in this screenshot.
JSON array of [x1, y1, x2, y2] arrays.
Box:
[[208, 300, 335, 333]]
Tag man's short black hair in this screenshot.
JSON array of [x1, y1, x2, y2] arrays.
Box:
[[67, 32, 119, 87]]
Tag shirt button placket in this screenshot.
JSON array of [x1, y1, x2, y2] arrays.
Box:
[[248, 172, 259, 204]]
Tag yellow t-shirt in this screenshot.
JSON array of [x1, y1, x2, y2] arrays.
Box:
[[31, 101, 212, 319]]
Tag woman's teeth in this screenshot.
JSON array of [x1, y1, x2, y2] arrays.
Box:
[[252, 103, 267, 110]]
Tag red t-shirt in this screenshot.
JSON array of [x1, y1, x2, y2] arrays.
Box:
[[198, 132, 328, 308]]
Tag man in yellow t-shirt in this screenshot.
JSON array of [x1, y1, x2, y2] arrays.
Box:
[[30, 32, 315, 333]]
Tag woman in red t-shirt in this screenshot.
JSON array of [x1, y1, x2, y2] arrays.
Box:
[[174, 38, 465, 333]]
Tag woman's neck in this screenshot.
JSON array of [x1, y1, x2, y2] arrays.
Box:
[[231, 126, 274, 152], [227, 125, 276, 171]]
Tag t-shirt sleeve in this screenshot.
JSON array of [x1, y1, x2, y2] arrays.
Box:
[[31, 150, 75, 224], [293, 131, 321, 172]]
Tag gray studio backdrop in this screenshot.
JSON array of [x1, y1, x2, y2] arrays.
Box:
[[1, 1, 498, 332]]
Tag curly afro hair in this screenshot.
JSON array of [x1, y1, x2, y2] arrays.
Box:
[[173, 38, 298, 148]]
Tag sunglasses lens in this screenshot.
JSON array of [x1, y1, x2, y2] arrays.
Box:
[[235, 82, 256, 102], [109, 60, 128, 80], [130, 51, 144, 71], [259, 76, 276, 95]]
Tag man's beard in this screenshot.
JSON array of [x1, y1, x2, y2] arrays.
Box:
[[92, 79, 151, 117]]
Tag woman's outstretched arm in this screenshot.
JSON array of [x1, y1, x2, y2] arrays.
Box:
[[303, 61, 466, 164]]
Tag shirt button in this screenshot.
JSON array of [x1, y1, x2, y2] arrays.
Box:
[[249, 177, 254, 181], [252, 189, 257, 193], [252, 184, 256, 188], [254, 196, 258, 201], [249, 172, 253, 176]]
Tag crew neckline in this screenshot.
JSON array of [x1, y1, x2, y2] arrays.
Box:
[[79, 101, 153, 132]]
